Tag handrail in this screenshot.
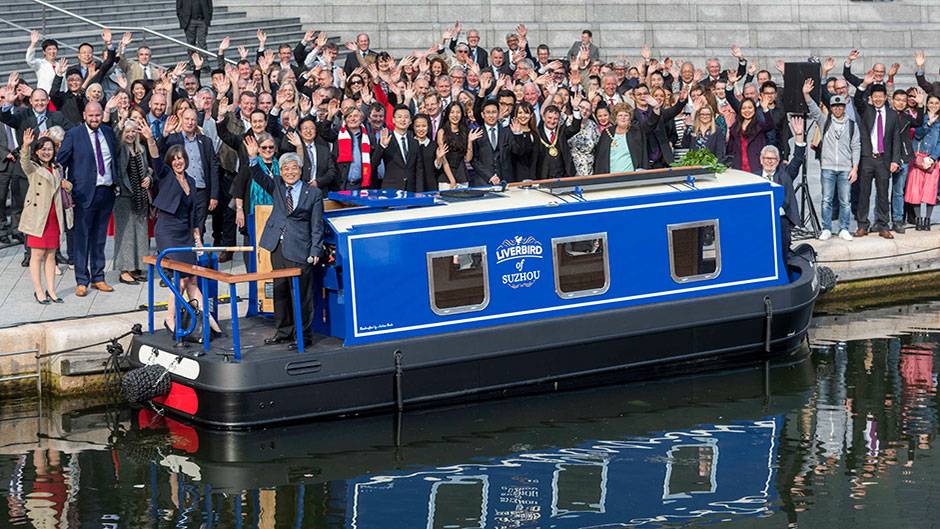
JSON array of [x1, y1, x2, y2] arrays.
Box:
[[146, 246, 307, 359], [25, 0, 237, 65], [0, 16, 81, 53]]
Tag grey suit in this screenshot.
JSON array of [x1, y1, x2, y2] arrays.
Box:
[[250, 162, 324, 341]]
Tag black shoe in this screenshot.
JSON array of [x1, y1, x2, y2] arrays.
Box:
[[119, 272, 139, 285], [893, 222, 906, 234], [210, 329, 225, 339], [0, 234, 10, 244], [55, 252, 68, 265], [264, 335, 291, 345], [21, 254, 30, 267], [34, 292, 50, 305], [46, 291, 63, 304], [916, 217, 926, 231], [218, 251, 233, 263]]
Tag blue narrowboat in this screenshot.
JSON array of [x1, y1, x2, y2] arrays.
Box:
[[126, 166, 819, 427]]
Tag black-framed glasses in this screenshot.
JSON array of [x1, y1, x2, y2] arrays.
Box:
[[349, 79, 364, 85], [260, 145, 276, 150]]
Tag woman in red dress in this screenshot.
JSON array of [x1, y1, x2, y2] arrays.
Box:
[[18, 128, 72, 304]]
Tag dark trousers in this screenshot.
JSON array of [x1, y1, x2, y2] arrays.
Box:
[[184, 19, 209, 50], [210, 170, 235, 246], [270, 242, 313, 342], [73, 186, 115, 286], [856, 156, 891, 231], [193, 187, 209, 237], [0, 167, 16, 227], [781, 217, 793, 257]]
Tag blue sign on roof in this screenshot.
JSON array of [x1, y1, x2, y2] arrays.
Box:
[[328, 189, 437, 208]]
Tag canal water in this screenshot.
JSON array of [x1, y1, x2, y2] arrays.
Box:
[[1, 302, 938, 529]]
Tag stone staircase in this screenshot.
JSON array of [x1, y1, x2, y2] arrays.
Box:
[[0, 0, 305, 82], [220, 0, 940, 88]]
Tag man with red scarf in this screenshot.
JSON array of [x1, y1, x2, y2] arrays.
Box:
[[331, 106, 383, 190]]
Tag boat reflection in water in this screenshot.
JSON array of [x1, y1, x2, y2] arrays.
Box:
[[129, 356, 815, 528]]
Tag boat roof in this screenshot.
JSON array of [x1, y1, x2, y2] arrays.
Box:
[[327, 169, 772, 234]]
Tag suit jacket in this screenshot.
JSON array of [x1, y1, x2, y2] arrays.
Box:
[[0, 107, 72, 146], [593, 125, 651, 174], [567, 42, 600, 63], [413, 139, 438, 192], [250, 163, 324, 263], [471, 123, 514, 184], [159, 132, 220, 200], [56, 124, 118, 209], [448, 39, 489, 69], [0, 124, 22, 176], [533, 118, 581, 179], [118, 57, 159, 86], [329, 127, 384, 191], [852, 89, 901, 163], [177, 0, 213, 29], [150, 162, 197, 226], [728, 111, 776, 174], [379, 131, 419, 190], [343, 49, 377, 75], [768, 143, 805, 227], [299, 140, 338, 189]]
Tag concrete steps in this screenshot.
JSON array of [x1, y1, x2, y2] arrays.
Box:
[[0, 0, 303, 80]]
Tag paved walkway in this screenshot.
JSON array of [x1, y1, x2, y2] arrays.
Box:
[[0, 235, 250, 329]]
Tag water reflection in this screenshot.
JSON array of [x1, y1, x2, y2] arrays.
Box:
[[1, 302, 939, 528]]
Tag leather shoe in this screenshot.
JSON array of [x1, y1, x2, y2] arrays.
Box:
[[878, 230, 894, 239], [75, 285, 88, 297], [893, 222, 905, 234], [119, 272, 139, 285], [218, 251, 233, 263], [55, 252, 68, 265], [264, 335, 291, 345], [91, 281, 114, 292], [854, 227, 868, 237], [21, 254, 29, 267]]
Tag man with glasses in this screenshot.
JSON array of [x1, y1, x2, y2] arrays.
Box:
[[844, 49, 886, 98], [449, 27, 488, 69], [759, 116, 806, 255]]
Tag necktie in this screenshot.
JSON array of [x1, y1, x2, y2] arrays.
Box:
[[549, 130, 556, 144], [285, 184, 294, 214], [400, 135, 408, 160], [306, 144, 317, 178], [36, 113, 47, 132], [489, 127, 497, 150], [609, 97, 614, 107], [5, 126, 16, 149], [875, 109, 884, 154], [94, 129, 105, 176], [144, 65, 151, 80]]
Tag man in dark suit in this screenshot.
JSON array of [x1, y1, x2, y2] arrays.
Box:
[[853, 75, 902, 239], [343, 33, 376, 76], [57, 102, 118, 296], [378, 106, 419, 190], [449, 27, 488, 69], [246, 147, 323, 348], [159, 108, 219, 234], [471, 100, 514, 184], [177, 0, 213, 51], [0, 123, 22, 245], [296, 116, 338, 189], [758, 116, 806, 256], [532, 104, 582, 179]]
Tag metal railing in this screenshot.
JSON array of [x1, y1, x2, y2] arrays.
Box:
[[0, 348, 43, 397], [24, 0, 237, 65]]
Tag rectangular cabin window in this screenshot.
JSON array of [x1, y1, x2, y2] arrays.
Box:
[[428, 477, 487, 529], [427, 247, 489, 315], [667, 221, 721, 283], [553, 234, 610, 299], [663, 443, 718, 499]]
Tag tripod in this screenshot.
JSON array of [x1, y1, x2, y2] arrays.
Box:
[[792, 114, 820, 240]]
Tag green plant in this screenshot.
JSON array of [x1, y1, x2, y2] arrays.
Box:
[[671, 149, 728, 173]]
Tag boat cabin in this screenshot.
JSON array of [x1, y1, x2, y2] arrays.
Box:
[[317, 168, 789, 345]]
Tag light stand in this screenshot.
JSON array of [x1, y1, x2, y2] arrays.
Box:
[[792, 113, 820, 240]]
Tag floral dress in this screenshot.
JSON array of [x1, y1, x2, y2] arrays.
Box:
[[568, 118, 600, 176]]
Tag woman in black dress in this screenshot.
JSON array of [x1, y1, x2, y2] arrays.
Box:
[[435, 102, 484, 189], [410, 113, 439, 192], [509, 102, 538, 181], [144, 144, 222, 336]]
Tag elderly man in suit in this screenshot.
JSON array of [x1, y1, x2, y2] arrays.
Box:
[[57, 102, 118, 296], [758, 116, 806, 256], [177, 0, 213, 51], [245, 141, 323, 348]]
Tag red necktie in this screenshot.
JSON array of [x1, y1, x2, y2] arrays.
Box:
[[549, 130, 556, 143]]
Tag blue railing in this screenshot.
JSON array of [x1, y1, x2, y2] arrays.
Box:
[[146, 246, 306, 360]]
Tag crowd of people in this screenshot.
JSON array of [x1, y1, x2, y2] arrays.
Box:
[[1, 20, 939, 333]]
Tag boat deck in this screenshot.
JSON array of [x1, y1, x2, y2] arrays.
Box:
[[137, 317, 344, 362]]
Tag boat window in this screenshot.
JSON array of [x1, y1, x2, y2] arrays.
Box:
[[663, 443, 718, 499], [552, 234, 610, 299], [428, 476, 487, 529], [668, 221, 721, 283], [551, 460, 608, 516], [427, 246, 489, 315]]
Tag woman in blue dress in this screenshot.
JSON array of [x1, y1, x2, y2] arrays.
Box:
[[142, 138, 222, 336]]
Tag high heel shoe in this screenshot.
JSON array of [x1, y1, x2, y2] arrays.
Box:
[[210, 328, 225, 339], [164, 320, 176, 334], [33, 292, 50, 305], [46, 291, 63, 304]]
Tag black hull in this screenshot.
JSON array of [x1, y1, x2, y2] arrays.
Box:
[[128, 259, 818, 428]]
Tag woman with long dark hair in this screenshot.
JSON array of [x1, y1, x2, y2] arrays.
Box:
[[18, 128, 71, 304], [727, 98, 774, 174], [435, 102, 483, 188], [509, 101, 538, 181]]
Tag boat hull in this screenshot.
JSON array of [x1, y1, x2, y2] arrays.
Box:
[[128, 259, 818, 429]]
